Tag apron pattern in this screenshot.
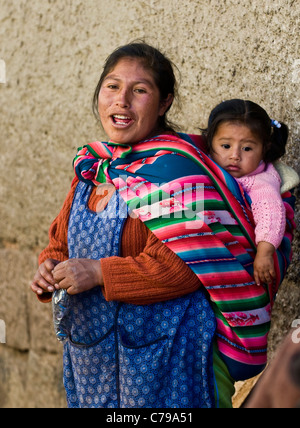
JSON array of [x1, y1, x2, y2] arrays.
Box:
[[53, 181, 216, 408]]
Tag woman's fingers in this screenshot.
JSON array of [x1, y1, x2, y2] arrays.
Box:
[[52, 259, 103, 295], [30, 259, 61, 295], [31, 273, 54, 294]]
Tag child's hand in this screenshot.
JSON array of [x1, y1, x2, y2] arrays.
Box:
[[253, 242, 276, 286], [254, 255, 276, 286]]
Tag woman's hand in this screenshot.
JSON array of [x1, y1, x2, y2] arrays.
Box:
[[31, 258, 61, 296], [52, 258, 103, 295]]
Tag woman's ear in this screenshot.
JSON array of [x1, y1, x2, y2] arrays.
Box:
[[159, 94, 174, 116]]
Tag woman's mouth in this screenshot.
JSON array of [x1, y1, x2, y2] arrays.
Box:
[[112, 115, 133, 127]]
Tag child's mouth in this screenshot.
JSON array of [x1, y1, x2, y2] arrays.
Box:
[[227, 165, 240, 171]]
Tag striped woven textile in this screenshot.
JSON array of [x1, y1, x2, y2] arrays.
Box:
[[73, 133, 296, 380]]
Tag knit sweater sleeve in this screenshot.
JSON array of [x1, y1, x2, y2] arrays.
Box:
[[38, 181, 77, 265], [237, 164, 286, 249], [101, 223, 201, 305], [38, 179, 201, 305]]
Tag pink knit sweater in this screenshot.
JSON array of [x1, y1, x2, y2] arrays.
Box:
[[237, 162, 286, 249]]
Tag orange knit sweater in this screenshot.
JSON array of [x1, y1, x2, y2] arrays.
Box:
[[39, 178, 201, 305]]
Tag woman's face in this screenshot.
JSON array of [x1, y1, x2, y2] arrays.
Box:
[[98, 57, 173, 144]]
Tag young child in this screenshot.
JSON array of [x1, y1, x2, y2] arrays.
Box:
[[203, 99, 295, 286]]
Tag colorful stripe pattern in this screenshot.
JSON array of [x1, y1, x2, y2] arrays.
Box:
[[73, 133, 296, 380]]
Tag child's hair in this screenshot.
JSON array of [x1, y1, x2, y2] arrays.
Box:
[[92, 41, 179, 133], [202, 99, 289, 163]]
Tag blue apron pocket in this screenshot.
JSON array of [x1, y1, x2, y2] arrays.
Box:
[[64, 329, 118, 408], [118, 331, 170, 408]]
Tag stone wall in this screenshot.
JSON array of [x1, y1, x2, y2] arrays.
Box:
[[0, 0, 299, 408]]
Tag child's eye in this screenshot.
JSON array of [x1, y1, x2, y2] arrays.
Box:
[[221, 144, 231, 149], [243, 146, 252, 152]]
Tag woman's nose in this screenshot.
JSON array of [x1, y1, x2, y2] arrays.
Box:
[[115, 89, 131, 108]]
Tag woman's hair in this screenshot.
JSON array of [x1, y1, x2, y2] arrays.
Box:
[[202, 99, 289, 163], [93, 41, 179, 133]]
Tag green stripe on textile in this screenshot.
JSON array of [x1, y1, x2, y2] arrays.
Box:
[[95, 159, 110, 184], [214, 293, 270, 313], [145, 212, 198, 231]]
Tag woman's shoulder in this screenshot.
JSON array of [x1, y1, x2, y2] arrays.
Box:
[[175, 132, 208, 153]]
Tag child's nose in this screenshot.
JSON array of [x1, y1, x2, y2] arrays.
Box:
[[230, 149, 241, 160]]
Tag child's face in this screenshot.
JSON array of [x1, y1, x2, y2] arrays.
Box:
[[211, 122, 264, 178]]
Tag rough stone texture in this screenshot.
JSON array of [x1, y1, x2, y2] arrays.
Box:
[[0, 0, 299, 408]]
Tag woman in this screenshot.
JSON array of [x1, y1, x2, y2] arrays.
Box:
[[31, 43, 295, 408]]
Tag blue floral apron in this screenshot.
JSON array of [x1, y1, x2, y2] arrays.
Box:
[[52, 181, 216, 408]]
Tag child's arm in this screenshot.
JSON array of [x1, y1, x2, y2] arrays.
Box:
[[253, 241, 276, 286], [240, 164, 286, 285]]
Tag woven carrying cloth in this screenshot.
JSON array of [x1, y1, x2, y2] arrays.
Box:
[[54, 181, 216, 408], [73, 133, 296, 381]]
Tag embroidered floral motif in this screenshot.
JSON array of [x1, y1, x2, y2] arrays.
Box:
[[224, 312, 260, 327]]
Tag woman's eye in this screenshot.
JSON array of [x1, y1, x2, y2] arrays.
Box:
[[134, 88, 147, 94], [107, 84, 118, 90]]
